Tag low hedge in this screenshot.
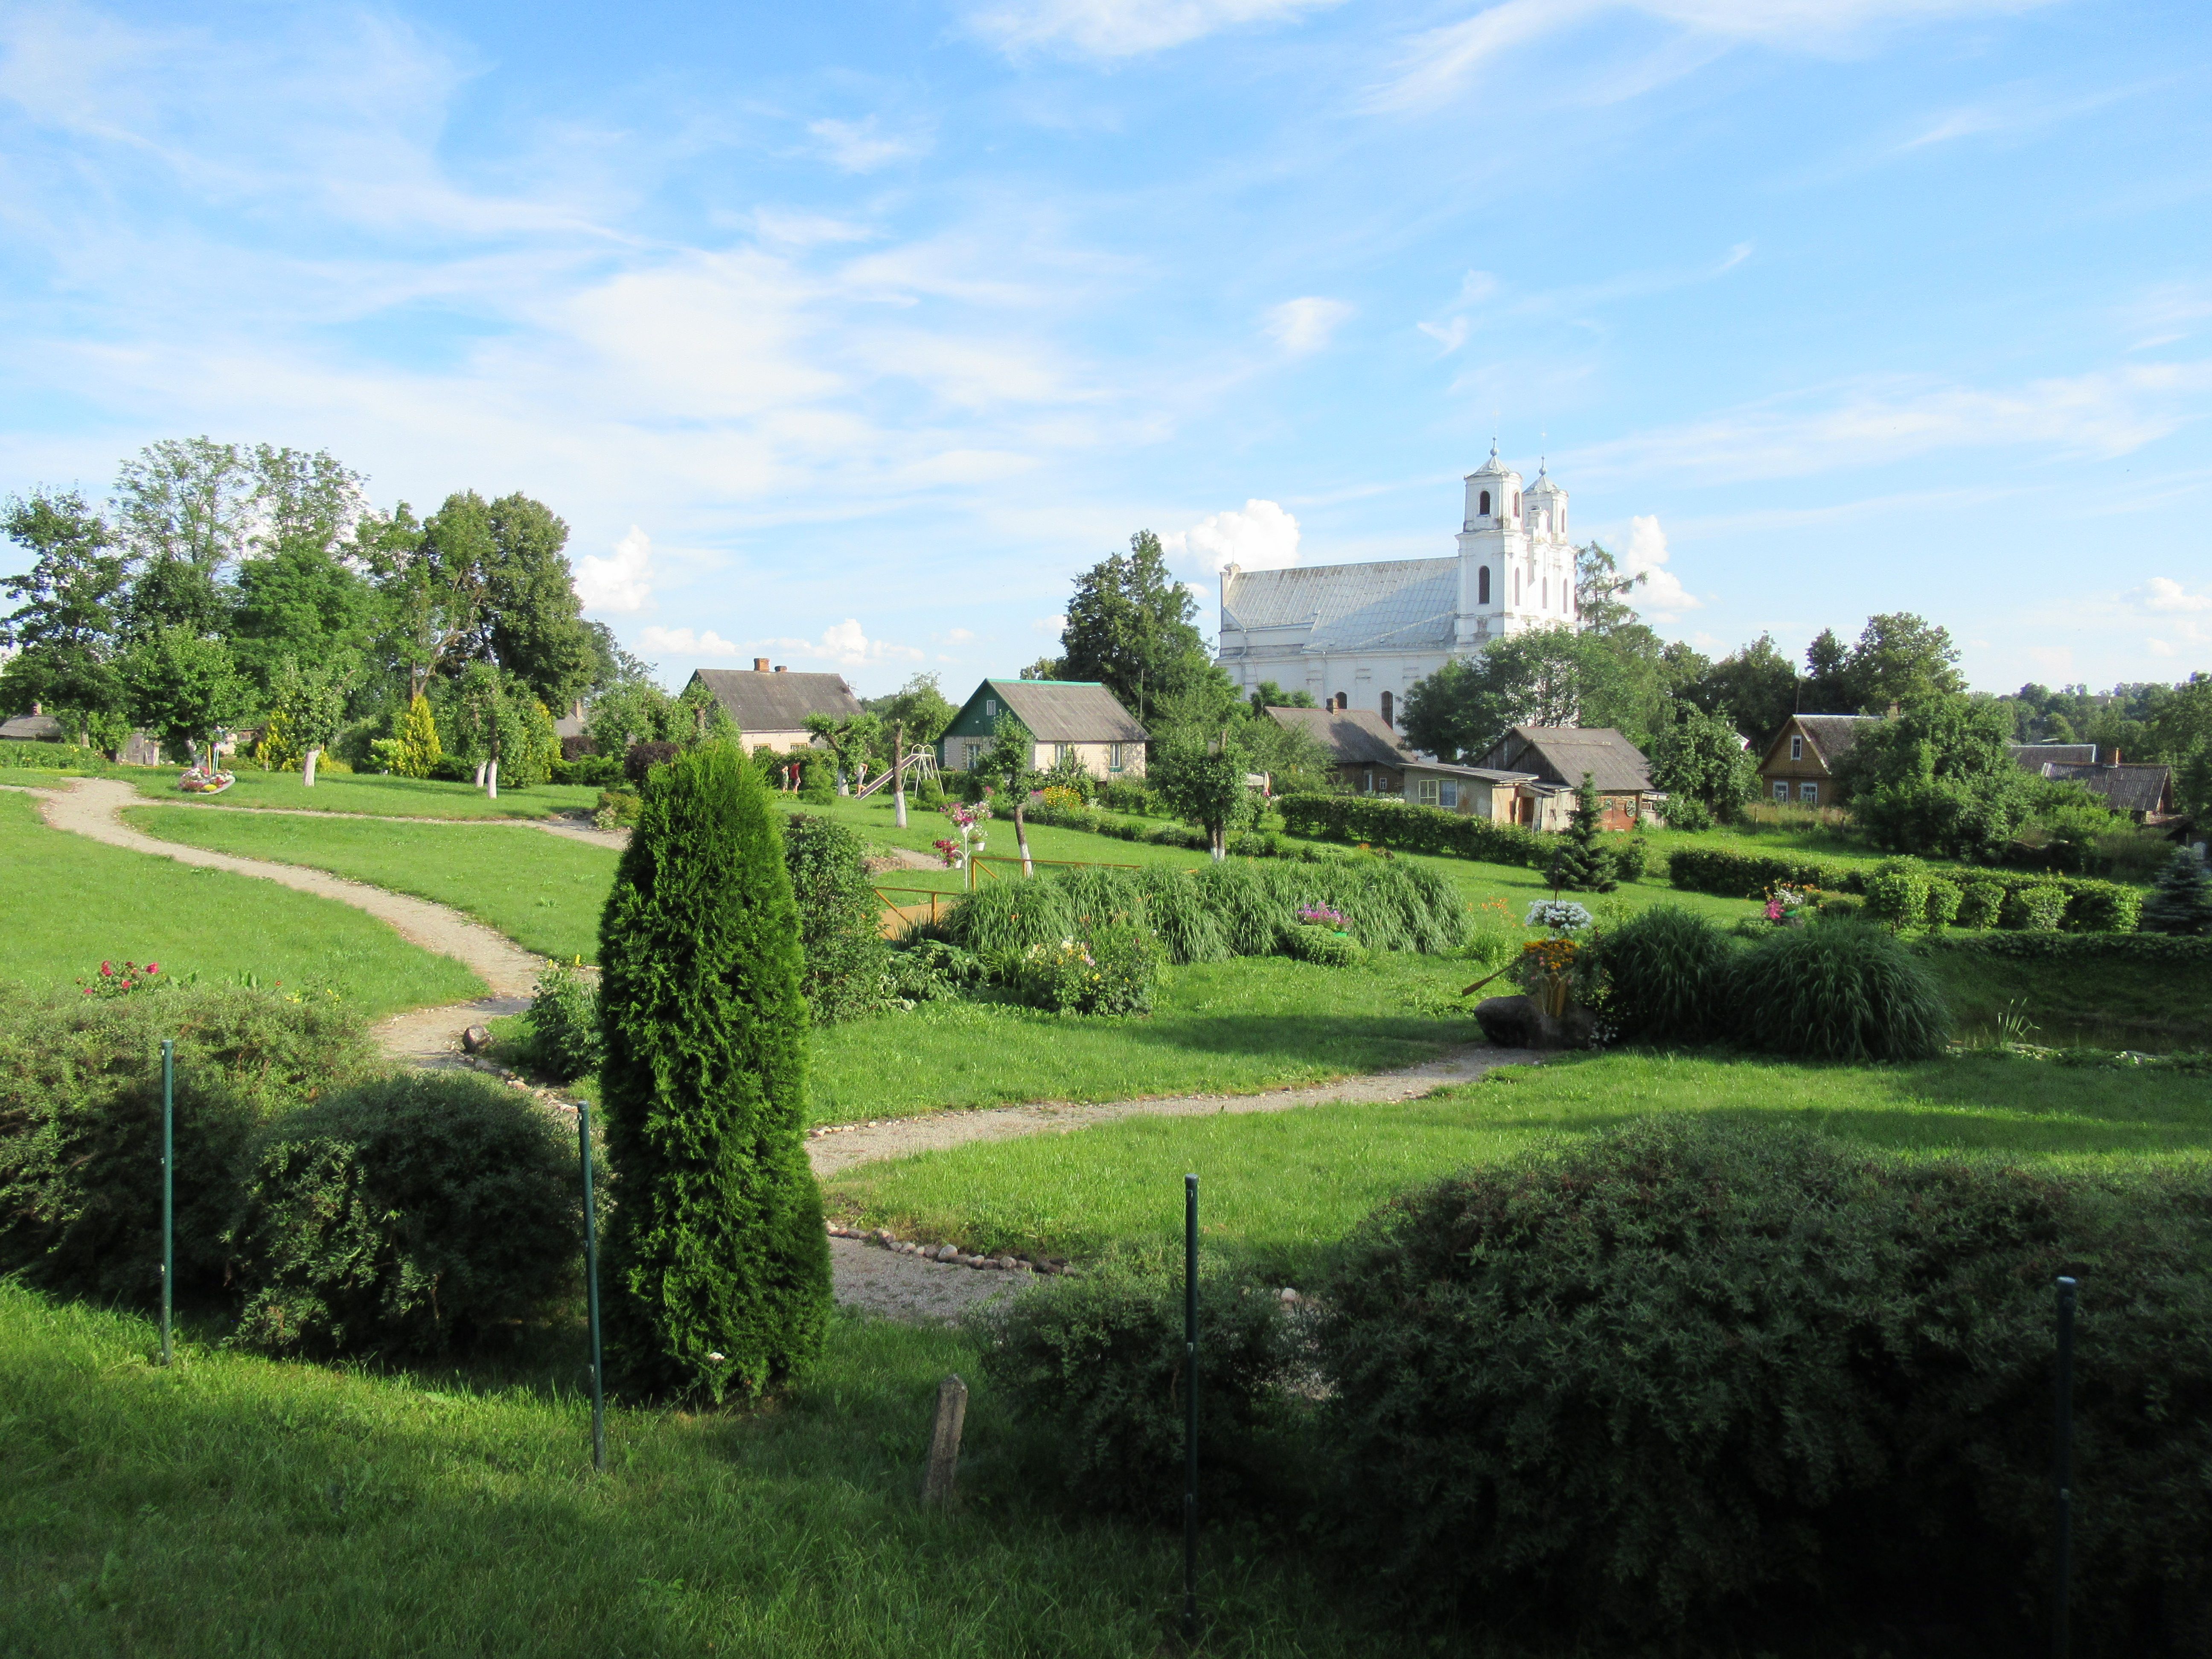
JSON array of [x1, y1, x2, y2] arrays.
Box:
[[1668, 846, 2146, 932], [1278, 793, 1555, 869], [1315, 1118, 2212, 1649], [1919, 932, 2212, 966]]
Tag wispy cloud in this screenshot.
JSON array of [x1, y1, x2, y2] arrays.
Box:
[[807, 116, 929, 173], [967, 0, 1343, 58], [757, 619, 924, 668], [1264, 297, 1353, 355], [637, 626, 739, 657]]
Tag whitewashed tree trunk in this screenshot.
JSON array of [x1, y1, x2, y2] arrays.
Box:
[[486, 757, 499, 799], [1016, 808, 1033, 878], [893, 724, 908, 829], [474, 760, 487, 788], [304, 748, 321, 788]]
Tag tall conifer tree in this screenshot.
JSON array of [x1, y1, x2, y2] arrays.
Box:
[[597, 741, 831, 1403]]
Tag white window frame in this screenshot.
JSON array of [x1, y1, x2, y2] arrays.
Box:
[[963, 741, 983, 768], [1799, 782, 1819, 804], [1415, 778, 1442, 807], [984, 699, 997, 718], [1773, 780, 1789, 801], [1107, 743, 1123, 773], [1790, 735, 1804, 761], [1054, 742, 1073, 765]]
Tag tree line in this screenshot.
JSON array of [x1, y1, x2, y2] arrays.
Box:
[[1, 437, 635, 787]]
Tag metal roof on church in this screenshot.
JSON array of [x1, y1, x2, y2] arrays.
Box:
[[1222, 559, 1460, 654]]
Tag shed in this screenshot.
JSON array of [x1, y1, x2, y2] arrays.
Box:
[[937, 679, 1149, 780], [1473, 725, 1659, 830]]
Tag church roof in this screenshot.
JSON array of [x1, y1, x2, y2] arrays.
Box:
[[1222, 558, 1460, 654], [1526, 468, 1564, 497], [1467, 442, 1514, 480]]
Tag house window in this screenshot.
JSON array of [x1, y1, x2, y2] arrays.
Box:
[[1479, 489, 1491, 515], [1334, 692, 1348, 711], [1477, 565, 1490, 605], [1363, 770, 1374, 794], [1773, 780, 1789, 801], [964, 741, 983, 768], [1380, 690, 1394, 728], [985, 699, 997, 718], [1107, 743, 1124, 772], [1799, 782, 1819, 804], [1790, 735, 1803, 761], [1415, 778, 1441, 807], [1054, 742, 1073, 764], [1512, 491, 1520, 515], [1439, 780, 1458, 809]]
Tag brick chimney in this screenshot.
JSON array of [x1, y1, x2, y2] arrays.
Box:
[[773, 664, 786, 673], [2111, 748, 2121, 766], [753, 657, 771, 672]]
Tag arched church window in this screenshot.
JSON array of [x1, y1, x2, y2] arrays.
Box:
[[1513, 570, 1521, 604], [1380, 690, 1394, 728], [1479, 490, 1490, 516], [1477, 565, 1490, 605], [1543, 578, 1548, 608], [1334, 692, 1348, 711], [1512, 491, 1520, 515]]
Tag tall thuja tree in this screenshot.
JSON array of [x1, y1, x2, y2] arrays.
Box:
[[597, 742, 831, 1403], [1548, 773, 1618, 894]]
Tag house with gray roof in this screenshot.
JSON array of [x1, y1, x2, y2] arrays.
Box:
[[687, 660, 865, 751], [1473, 725, 1659, 830], [937, 679, 1149, 780], [1215, 443, 1581, 724], [1261, 704, 1416, 795], [1755, 713, 1878, 808]]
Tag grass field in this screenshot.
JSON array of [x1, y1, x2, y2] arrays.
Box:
[[1921, 945, 2212, 1050], [0, 1286, 1385, 1659], [827, 1048, 2212, 1277], [128, 807, 620, 963], [121, 768, 603, 819], [0, 791, 486, 1016]]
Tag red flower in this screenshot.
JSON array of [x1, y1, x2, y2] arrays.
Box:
[[145, 963, 160, 975], [100, 961, 112, 975]]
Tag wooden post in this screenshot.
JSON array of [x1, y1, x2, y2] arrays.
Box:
[[921, 1374, 969, 1507]]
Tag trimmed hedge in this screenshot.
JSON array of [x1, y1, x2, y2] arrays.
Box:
[[1278, 792, 1553, 867], [1920, 932, 2212, 966], [1667, 846, 2147, 933]]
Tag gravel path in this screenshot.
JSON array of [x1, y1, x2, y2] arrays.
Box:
[[829, 1237, 1024, 1322], [32, 778, 544, 1065], [806, 1040, 1540, 1178]]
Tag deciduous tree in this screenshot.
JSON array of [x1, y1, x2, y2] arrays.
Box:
[[122, 627, 250, 771], [0, 489, 130, 742], [1059, 530, 1212, 726]]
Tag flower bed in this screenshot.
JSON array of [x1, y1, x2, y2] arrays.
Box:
[[178, 766, 235, 795]]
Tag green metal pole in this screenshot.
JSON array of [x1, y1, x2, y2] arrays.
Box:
[[160, 1038, 174, 1368], [578, 1101, 607, 1473], [1183, 1172, 1199, 1647]]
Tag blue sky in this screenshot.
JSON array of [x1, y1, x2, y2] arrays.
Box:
[[2, 0, 2207, 697]]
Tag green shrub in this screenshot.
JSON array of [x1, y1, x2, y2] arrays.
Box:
[[593, 787, 640, 831], [2003, 882, 2069, 932], [1595, 906, 1734, 1042], [1919, 931, 2212, 966], [1924, 876, 1962, 929], [946, 879, 1078, 960], [1668, 845, 1855, 901], [524, 961, 601, 1082], [1314, 1119, 2212, 1647], [227, 1072, 580, 1359], [1957, 879, 2005, 928], [597, 742, 831, 1404], [1658, 793, 1714, 832], [1731, 922, 1951, 1062], [2061, 879, 2142, 934], [0, 984, 370, 1306], [883, 940, 986, 1003], [782, 813, 888, 1024], [621, 740, 679, 786], [2141, 850, 2212, 937], [971, 1254, 1295, 1519], [1862, 857, 1933, 931], [1612, 828, 1651, 882], [1004, 920, 1162, 1015], [1281, 924, 1364, 966], [1277, 792, 1551, 869]]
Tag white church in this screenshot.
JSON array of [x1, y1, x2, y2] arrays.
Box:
[[1215, 444, 1578, 731]]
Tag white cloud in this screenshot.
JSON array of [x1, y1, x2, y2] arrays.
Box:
[[967, 0, 1342, 58], [1371, 0, 2061, 112], [942, 627, 977, 645], [1164, 498, 1301, 573], [636, 626, 739, 657], [1621, 514, 1701, 620], [807, 117, 928, 173], [1031, 613, 1068, 635], [758, 619, 925, 668], [1417, 317, 1469, 354], [573, 524, 654, 614], [2147, 638, 2178, 657], [1264, 297, 1353, 356], [2134, 576, 2212, 614]]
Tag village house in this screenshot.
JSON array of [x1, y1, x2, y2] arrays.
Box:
[[936, 679, 1149, 780], [1466, 726, 1660, 831], [1755, 714, 1877, 807], [1260, 704, 1416, 795], [2008, 743, 2180, 825], [1397, 757, 1570, 827], [687, 661, 865, 751]]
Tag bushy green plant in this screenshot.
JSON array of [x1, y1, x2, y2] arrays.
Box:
[[592, 786, 640, 830], [1924, 875, 1963, 929], [883, 940, 986, 1003], [1612, 827, 1651, 883], [1282, 923, 1364, 966], [597, 742, 831, 1404], [1546, 774, 1617, 894], [971, 1254, 1295, 1519], [2003, 881, 2069, 932], [1657, 792, 1714, 832], [1595, 905, 1734, 1042], [2061, 879, 2142, 934], [525, 961, 601, 1081], [947, 879, 1079, 960], [1863, 857, 1933, 932], [227, 1072, 580, 1359], [2141, 850, 2212, 937], [1957, 879, 2005, 928], [1315, 1118, 2212, 1647], [782, 813, 888, 1024], [1732, 921, 1951, 1062], [0, 984, 370, 1305], [1005, 920, 1162, 1015]]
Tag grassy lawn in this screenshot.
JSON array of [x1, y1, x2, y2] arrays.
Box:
[[1921, 944, 2212, 1050], [0, 791, 485, 1017], [120, 767, 603, 820], [0, 1287, 1381, 1659], [128, 807, 620, 963], [827, 1048, 2212, 1277]]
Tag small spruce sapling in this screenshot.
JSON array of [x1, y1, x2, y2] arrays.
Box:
[[1547, 773, 1618, 894], [2140, 848, 2212, 937]]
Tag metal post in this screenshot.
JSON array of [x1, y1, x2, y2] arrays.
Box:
[[579, 1101, 607, 1473], [160, 1039, 174, 1368], [1183, 1172, 1199, 1647], [2053, 1275, 2077, 1659]]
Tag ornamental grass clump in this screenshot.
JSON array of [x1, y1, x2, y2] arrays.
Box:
[[1730, 920, 1951, 1062], [227, 1071, 580, 1359], [1314, 1119, 2212, 1650], [1595, 905, 1735, 1042], [597, 741, 831, 1405]]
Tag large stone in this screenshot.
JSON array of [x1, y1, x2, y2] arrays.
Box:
[[460, 1024, 493, 1054], [1473, 994, 1596, 1050]]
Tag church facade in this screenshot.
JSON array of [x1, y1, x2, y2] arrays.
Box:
[[1215, 446, 1578, 732]]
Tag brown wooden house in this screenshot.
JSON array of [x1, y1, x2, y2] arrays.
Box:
[[1755, 714, 1877, 807]]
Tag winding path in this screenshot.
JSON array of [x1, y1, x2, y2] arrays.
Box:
[[29, 777, 543, 1065]]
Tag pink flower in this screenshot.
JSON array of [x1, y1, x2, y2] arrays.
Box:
[[145, 963, 159, 975], [100, 961, 112, 976]]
